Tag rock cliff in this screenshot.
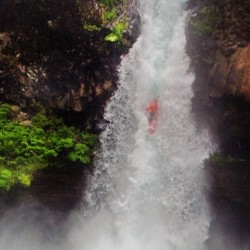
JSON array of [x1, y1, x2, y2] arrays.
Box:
[[0, 0, 140, 128], [186, 0, 250, 246], [0, 0, 139, 211]]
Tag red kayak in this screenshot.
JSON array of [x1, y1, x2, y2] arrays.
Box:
[[148, 121, 157, 134], [146, 99, 158, 134]]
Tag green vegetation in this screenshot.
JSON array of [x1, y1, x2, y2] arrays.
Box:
[[105, 21, 128, 42], [100, 0, 128, 43], [201, 57, 214, 65], [80, 0, 128, 43], [99, 0, 118, 7], [210, 152, 245, 166], [102, 8, 117, 23], [83, 24, 101, 32], [190, 6, 219, 36], [0, 104, 98, 191]]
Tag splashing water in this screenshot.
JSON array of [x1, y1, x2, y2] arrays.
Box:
[[69, 0, 214, 249]]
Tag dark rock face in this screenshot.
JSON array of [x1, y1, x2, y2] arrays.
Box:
[[0, 0, 140, 211], [186, 0, 250, 154], [0, 166, 87, 213], [205, 160, 250, 249], [0, 0, 140, 129], [186, 0, 250, 246]]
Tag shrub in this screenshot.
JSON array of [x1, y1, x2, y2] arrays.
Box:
[[105, 21, 128, 42], [0, 104, 98, 191], [99, 0, 118, 7], [83, 24, 101, 32], [189, 6, 219, 36], [210, 152, 245, 166], [103, 8, 117, 23]]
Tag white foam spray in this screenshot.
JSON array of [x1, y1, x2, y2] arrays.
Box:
[[69, 0, 214, 249]]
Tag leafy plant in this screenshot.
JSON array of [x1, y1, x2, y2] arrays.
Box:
[[99, 0, 118, 7], [210, 152, 245, 166], [83, 24, 101, 32], [103, 8, 117, 23], [0, 104, 98, 191], [105, 21, 128, 42], [189, 6, 219, 36]]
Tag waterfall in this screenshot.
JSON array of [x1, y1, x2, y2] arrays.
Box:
[[70, 0, 214, 249]]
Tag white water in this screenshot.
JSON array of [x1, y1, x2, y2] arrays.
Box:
[[69, 0, 213, 249]]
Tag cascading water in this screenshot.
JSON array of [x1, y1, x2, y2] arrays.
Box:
[[70, 0, 214, 249]]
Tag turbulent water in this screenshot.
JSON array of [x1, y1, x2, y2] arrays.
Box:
[[70, 0, 213, 249], [0, 0, 214, 250]]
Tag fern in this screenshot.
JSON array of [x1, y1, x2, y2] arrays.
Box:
[[105, 21, 128, 42], [0, 104, 98, 191]]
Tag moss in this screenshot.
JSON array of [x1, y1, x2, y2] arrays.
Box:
[[78, 0, 129, 43], [98, 0, 129, 43], [189, 5, 220, 36], [105, 21, 128, 42], [210, 152, 245, 167], [201, 57, 214, 65], [99, 0, 118, 7], [83, 24, 102, 32], [0, 104, 98, 191], [102, 8, 118, 23]]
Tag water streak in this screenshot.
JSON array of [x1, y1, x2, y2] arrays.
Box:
[[73, 0, 214, 249]]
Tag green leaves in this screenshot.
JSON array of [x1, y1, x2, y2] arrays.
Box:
[[105, 21, 128, 42], [0, 103, 12, 125], [0, 104, 98, 191], [69, 144, 90, 164], [189, 6, 219, 36], [105, 33, 119, 42], [17, 173, 31, 187], [103, 8, 117, 23], [83, 24, 101, 32], [0, 169, 13, 191], [99, 0, 118, 7]]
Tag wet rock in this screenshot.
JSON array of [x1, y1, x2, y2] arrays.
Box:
[[0, 0, 141, 214], [186, 0, 250, 245], [0, 33, 11, 46], [224, 44, 238, 56], [237, 41, 247, 47], [0, 0, 139, 129], [0, 166, 88, 212], [227, 45, 250, 98], [209, 51, 228, 97]]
